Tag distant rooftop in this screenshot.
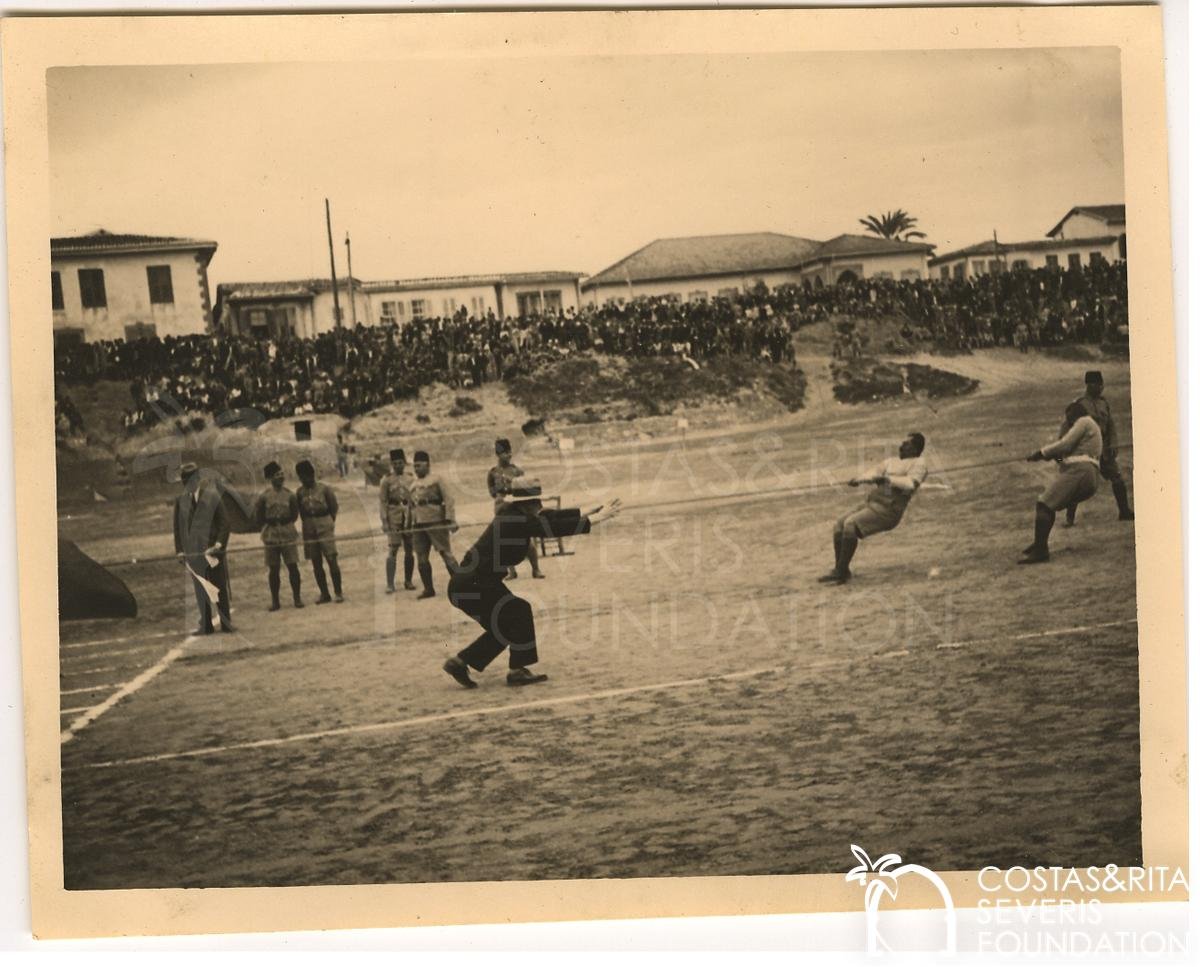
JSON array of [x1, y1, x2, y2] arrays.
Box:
[[52, 229, 218, 261], [928, 234, 1120, 267], [365, 271, 585, 293], [583, 231, 934, 289], [1046, 204, 1126, 238]]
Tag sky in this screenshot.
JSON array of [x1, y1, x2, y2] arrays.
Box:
[[47, 48, 1124, 290]]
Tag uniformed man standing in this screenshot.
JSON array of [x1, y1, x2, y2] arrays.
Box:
[[296, 458, 342, 604], [379, 447, 415, 593], [1064, 370, 1134, 525], [486, 438, 545, 580], [819, 432, 928, 585], [173, 462, 234, 634], [1021, 401, 1103, 564], [253, 460, 304, 610], [409, 450, 457, 599], [442, 483, 621, 689]]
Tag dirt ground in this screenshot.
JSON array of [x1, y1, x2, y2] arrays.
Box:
[[57, 350, 1141, 889]]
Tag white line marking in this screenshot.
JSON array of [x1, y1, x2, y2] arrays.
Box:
[[60, 705, 95, 715], [62, 663, 150, 677], [76, 617, 1136, 769], [61, 683, 119, 696], [61, 641, 191, 745], [61, 630, 179, 650]]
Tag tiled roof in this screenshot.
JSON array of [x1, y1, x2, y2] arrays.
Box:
[[216, 278, 363, 301], [1046, 204, 1126, 237], [51, 229, 217, 257], [584, 233, 822, 288], [928, 235, 1119, 266], [804, 233, 935, 260], [365, 271, 584, 293]]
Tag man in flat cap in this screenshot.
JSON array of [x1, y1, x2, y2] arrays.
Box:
[[173, 461, 233, 634], [486, 437, 546, 580], [409, 450, 457, 599], [296, 459, 342, 604], [1063, 370, 1134, 525], [379, 447, 415, 594], [442, 482, 621, 689], [253, 460, 304, 610]]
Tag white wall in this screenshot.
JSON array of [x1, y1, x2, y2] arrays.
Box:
[[496, 279, 581, 317], [1054, 211, 1124, 240], [309, 288, 372, 336], [933, 239, 1123, 279], [52, 249, 212, 341], [368, 284, 498, 326]]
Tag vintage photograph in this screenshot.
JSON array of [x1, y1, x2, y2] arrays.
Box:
[[45, 44, 1147, 891]]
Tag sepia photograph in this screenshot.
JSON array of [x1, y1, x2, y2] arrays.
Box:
[[2, 4, 1186, 943]]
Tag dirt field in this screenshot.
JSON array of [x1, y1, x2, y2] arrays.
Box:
[[57, 350, 1140, 889]]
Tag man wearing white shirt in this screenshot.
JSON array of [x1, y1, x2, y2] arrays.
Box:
[[820, 432, 928, 585], [1020, 402, 1103, 564]]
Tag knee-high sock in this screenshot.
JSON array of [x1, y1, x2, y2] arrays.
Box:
[[312, 558, 329, 597], [268, 565, 281, 605], [837, 530, 858, 575], [1065, 503, 1077, 525], [328, 556, 342, 596], [385, 551, 396, 589], [1034, 502, 1055, 553], [404, 547, 415, 585], [832, 525, 843, 567], [1112, 478, 1132, 516], [418, 561, 434, 593], [287, 563, 302, 601], [527, 541, 541, 573]]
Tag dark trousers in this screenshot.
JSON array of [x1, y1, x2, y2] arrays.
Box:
[[190, 558, 231, 631], [448, 571, 538, 671]]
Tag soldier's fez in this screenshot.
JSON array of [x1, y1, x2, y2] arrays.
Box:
[[509, 480, 543, 501], [495, 437, 512, 454], [295, 459, 315, 477], [414, 450, 430, 463], [389, 448, 406, 462], [1085, 370, 1104, 384], [263, 461, 283, 479]]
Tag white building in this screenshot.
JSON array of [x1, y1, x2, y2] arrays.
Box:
[[215, 278, 370, 339], [365, 272, 584, 326], [581, 231, 933, 304], [928, 205, 1126, 280], [51, 230, 218, 344]]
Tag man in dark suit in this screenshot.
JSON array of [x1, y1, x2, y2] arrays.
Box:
[[173, 461, 234, 635], [442, 482, 620, 689]]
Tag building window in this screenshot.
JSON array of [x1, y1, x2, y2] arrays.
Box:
[[953, 264, 965, 279], [53, 327, 85, 347], [516, 291, 543, 316], [1011, 259, 1029, 271], [78, 268, 107, 309], [988, 259, 1004, 274], [717, 287, 739, 300], [248, 309, 269, 331], [900, 269, 921, 281], [873, 271, 894, 280], [971, 260, 987, 276], [124, 322, 157, 341], [1067, 253, 1082, 270], [689, 290, 709, 303], [939, 266, 950, 280], [1045, 254, 1059, 269], [1089, 251, 1105, 267], [51, 271, 64, 311], [543, 290, 563, 312], [380, 300, 398, 323], [410, 299, 426, 320], [147, 265, 174, 304], [442, 297, 457, 316]]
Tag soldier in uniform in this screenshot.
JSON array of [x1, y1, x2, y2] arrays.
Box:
[[1064, 370, 1134, 525], [442, 482, 621, 689], [295, 459, 342, 604], [1021, 401, 1103, 564], [819, 432, 928, 585], [379, 447, 416, 593], [253, 460, 304, 610], [486, 438, 545, 580], [409, 450, 457, 599], [173, 462, 234, 634]]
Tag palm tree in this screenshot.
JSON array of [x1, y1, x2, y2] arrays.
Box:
[[858, 209, 928, 242]]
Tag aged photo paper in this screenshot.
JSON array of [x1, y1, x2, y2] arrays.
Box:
[[2, 5, 1186, 943]]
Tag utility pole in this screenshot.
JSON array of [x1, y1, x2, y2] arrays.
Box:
[[344, 231, 358, 327], [325, 198, 342, 329]]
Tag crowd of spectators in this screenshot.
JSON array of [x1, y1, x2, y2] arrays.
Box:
[[52, 259, 1127, 435]]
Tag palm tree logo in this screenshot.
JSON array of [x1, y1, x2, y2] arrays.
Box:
[[847, 844, 957, 954]]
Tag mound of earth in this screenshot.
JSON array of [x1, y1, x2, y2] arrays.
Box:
[[505, 352, 807, 424], [831, 357, 979, 405]]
